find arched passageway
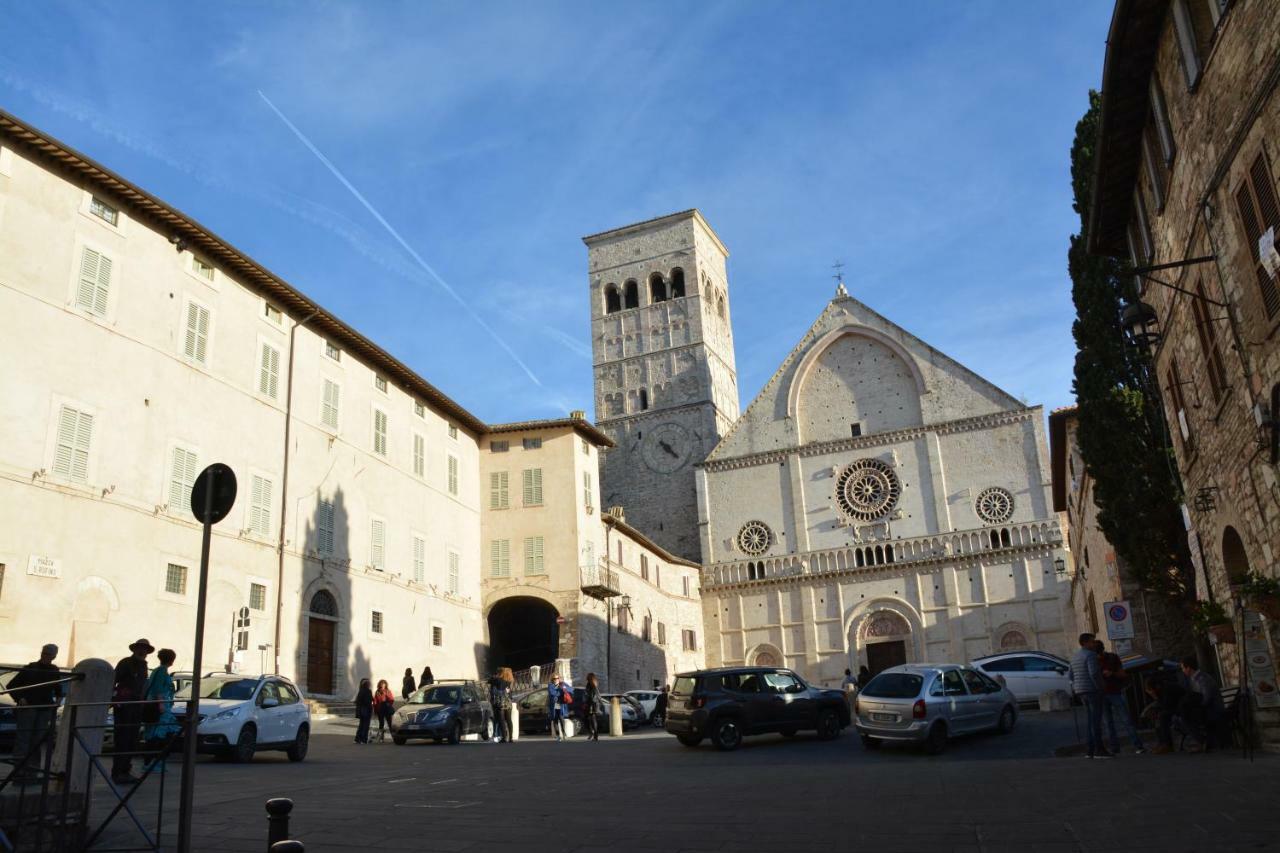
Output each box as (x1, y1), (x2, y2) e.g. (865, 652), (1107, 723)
(487, 596), (559, 671)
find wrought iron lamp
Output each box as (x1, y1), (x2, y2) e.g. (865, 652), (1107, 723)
(1121, 300), (1162, 350)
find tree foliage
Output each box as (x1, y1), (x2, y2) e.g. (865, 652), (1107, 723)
(1068, 91), (1194, 596)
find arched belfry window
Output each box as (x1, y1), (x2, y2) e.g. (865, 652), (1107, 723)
(670, 268), (686, 298)
(604, 284), (621, 314)
(639, 388), (649, 411)
(624, 280), (639, 309)
(650, 273), (667, 303)
(309, 589), (338, 617)
(717, 293), (726, 320)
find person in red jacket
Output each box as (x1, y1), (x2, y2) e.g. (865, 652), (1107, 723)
(372, 679), (396, 742)
(1096, 640), (1145, 755)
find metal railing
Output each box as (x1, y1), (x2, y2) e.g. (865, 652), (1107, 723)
(580, 561), (621, 597)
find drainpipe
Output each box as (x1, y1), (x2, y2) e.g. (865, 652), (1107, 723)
(274, 308), (321, 674)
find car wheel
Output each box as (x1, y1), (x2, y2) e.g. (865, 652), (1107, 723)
(233, 724), (256, 763)
(860, 734), (881, 750)
(392, 735), (407, 746)
(447, 720), (463, 745)
(997, 706), (1016, 735)
(676, 734), (701, 748)
(481, 718), (493, 741)
(925, 722), (948, 755)
(286, 725), (309, 762)
(816, 709), (841, 741)
(711, 717), (743, 752)
(780, 728), (798, 738)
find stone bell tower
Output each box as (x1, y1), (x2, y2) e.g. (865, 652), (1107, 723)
(584, 210), (740, 560)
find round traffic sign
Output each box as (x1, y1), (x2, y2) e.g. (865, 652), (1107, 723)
(1108, 604), (1128, 622)
(190, 463), (238, 525)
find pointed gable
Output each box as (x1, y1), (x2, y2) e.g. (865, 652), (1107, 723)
(705, 292), (1024, 462)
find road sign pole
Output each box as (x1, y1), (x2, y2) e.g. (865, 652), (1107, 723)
(177, 475), (214, 852)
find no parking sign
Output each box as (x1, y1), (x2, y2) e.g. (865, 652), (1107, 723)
(1104, 600), (1135, 640)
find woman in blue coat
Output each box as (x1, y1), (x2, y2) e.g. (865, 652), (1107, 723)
(547, 674), (572, 741)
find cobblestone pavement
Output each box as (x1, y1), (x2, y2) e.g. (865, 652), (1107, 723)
(90, 710), (1278, 853)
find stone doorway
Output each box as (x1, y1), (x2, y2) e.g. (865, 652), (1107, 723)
(306, 589), (339, 695)
(866, 640), (907, 675)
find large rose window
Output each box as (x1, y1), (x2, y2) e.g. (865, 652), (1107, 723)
(835, 458), (901, 523)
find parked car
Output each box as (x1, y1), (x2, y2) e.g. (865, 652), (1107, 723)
(626, 689), (662, 723)
(601, 694), (645, 729)
(970, 652), (1070, 704)
(172, 674), (310, 762)
(665, 666), (850, 751)
(515, 685), (605, 736)
(854, 664), (1018, 754)
(392, 680), (492, 745)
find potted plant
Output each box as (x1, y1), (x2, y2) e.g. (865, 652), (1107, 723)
(1240, 572), (1280, 620)
(1191, 600), (1235, 644)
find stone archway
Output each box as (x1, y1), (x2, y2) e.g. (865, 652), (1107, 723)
(1222, 526), (1251, 585)
(747, 642), (784, 668)
(487, 596), (560, 671)
(305, 588), (340, 696)
(847, 601), (921, 677)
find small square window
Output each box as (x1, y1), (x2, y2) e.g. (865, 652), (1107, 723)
(448, 424), (458, 440)
(374, 375), (388, 394)
(249, 583), (267, 611)
(491, 440), (509, 453)
(324, 341), (341, 362)
(192, 257), (215, 282)
(263, 302), (282, 324)
(523, 437), (542, 450)
(89, 196), (119, 226)
(414, 401), (425, 418)
(165, 563), (188, 596)
(371, 611), (384, 634)
(432, 625), (443, 647)
(850, 423), (862, 438)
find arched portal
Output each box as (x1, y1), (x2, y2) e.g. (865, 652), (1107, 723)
(488, 596), (560, 671)
(306, 588), (340, 695)
(1222, 526), (1250, 584)
(849, 607), (915, 676)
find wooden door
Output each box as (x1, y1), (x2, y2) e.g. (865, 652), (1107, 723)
(866, 640), (906, 676)
(307, 618), (335, 695)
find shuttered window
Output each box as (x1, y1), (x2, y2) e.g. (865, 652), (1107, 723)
(413, 434), (426, 477)
(683, 576), (692, 597)
(583, 471), (593, 510)
(1132, 188), (1154, 262)
(373, 409), (388, 456)
(448, 551), (460, 593)
(413, 535), (426, 583)
(1149, 76), (1176, 165)
(1142, 130), (1167, 212)
(76, 247), (112, 316)
(371, 519), (386, 570)
(1191, 280), (1228, 402)
(524, 536), (545, 575)
(490, 471), (509, 509)
(490, 539), (511, 577)
(1235, 152), (1280, 319)
(53, 405), (94, 483)
(447, 455), (459, 495)
(1166, 359), (1195, 454)
(258, 342), (281, 399)
(321, 380), (340, 429)
(249, 475), (273, 536)
(682, 629), (698, 651)
(169, 446), (199, 515)
(657, 622), (666, 645)
(522, 468), (543, 506)
(641, 554), (649, 581)
(317, 499), (335, 554)
(183, 301), (211, 364)
(642, 615), (652, 642)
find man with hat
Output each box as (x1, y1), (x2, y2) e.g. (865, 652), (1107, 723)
(112, 639), (154, 785)
(9, 643), (63, 780)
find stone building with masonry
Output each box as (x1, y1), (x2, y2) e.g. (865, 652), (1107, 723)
(691, 286), (1073, 685)
(1049, 407), (1192, 661)
(1088, 0), (1280, 694)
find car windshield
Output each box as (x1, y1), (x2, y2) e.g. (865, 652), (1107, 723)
(177, 678), (259, 700)
(672, 676), (698, 696)
(413, 686), (461, 705)
(860, 673), (924, 699)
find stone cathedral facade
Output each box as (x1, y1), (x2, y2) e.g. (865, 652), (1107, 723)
(589, 211), (1073, 683)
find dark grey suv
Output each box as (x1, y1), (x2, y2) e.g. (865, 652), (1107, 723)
(665, 666), (851, 751)
(391, 681), (492, 745)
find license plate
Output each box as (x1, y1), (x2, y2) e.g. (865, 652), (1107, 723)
(871, 712), (896, 722)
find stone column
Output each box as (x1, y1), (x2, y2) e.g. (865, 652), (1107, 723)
(53, 658), (113, 798)
(609, 696), (623, 737)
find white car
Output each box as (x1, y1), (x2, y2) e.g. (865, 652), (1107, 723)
(626, 690), (661, 722)
(970, 652), (1071, 705)
(601, 694), (645, 728)
(175, 674), (310, 762)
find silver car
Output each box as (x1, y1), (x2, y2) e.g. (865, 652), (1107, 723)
(854, 664), (1018, 754)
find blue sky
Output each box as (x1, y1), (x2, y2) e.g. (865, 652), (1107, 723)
(2, 1), (1111, 422)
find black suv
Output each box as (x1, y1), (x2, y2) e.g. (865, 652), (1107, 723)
(665, 666), (850, 751)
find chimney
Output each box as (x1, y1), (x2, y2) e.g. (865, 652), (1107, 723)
(570, 409), (586, 421)
(608, 505), (626, 522)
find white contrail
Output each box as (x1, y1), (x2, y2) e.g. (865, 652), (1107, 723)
(257, 90), (542, 387)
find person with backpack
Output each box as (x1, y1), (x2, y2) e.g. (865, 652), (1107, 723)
(1096, 640), (1144, 755)
(547, 673), (572, 741)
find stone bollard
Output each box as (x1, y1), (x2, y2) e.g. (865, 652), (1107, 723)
(270, 842), (304, 853)
(266, 798), (293, 849)
(509, 703), (520, 741)
(610, 696), (623, 737)
(53, 659), (113, 800)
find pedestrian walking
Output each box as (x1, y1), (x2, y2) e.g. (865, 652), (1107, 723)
(142, 649), (181, 770)
(653, 685), (669, 727)
(857, 665), (872, 689)
(1096, 641), (1144, 754)
(547, 673), (571, 741)
(9, 643), (62, 781)
(401, 667), (417, 701)
(111, 638), (154, 784)
(420, 666), (434, 687)
(583, 673), (602, 741)
(489, 667), (514, 743)
(373, 679), (396, 741)
(1069, 632), (1110, 758)
(841, 668), (858, 714)
(354, 678), (374, 744)
(1179, 655), (1225, 752)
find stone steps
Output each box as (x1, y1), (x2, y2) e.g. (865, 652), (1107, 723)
(306, 699), (356, 719)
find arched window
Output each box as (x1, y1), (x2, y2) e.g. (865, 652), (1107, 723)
(670, 268), (686, 298)
(1222, 526), (1251, 584)
(717, 293), (726, 320)
(309, 589), (338, 617)
(623, 280), (639, 309)
(639, 388), (649, 411)
(649, 273), (667, 303)
(1000, 528), (1011, 547)
(604, 284), (621, 314)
